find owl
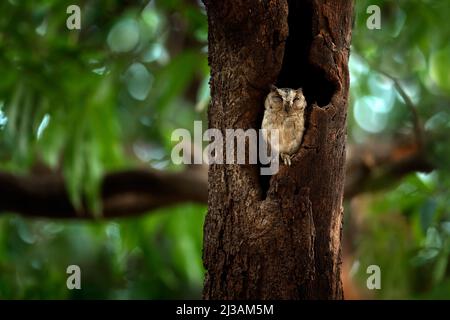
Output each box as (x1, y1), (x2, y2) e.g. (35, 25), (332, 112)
(262, 85), (306, 166)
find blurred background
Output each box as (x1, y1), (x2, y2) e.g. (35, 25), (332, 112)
(0, 0), (449, 299)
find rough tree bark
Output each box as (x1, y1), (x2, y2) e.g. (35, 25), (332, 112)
(202, 0), (354, 299)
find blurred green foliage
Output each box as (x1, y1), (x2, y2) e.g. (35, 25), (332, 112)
(0, 204), (205, 299)
(0, 0), (207, 299)
(0, 0), (450, 299)
(350, 0), (450, 299)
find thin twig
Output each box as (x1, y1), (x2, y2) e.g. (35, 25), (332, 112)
(377, 69), (423, 149)
(354, 53), (424, 149)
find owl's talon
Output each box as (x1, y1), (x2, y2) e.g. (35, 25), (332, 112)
(281, 153), (291, 166)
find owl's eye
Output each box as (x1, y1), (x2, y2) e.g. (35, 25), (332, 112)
(272, 96), (282, 103)
(294, 97), (301, 102)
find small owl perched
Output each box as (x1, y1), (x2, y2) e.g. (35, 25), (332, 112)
(262, 85), (306, 166)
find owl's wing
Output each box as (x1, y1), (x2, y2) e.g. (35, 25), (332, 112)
(262, 114), (277, 155)
(261, 115), (271, 141)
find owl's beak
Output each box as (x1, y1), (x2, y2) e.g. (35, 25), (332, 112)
(284, 104), (290, 113)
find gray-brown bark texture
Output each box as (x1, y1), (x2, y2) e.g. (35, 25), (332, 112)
(202, 0), (354, 299)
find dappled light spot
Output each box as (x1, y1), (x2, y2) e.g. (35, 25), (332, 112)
(150, 160), (170, 170)
(349, 54), (369, 87)
(0, 101), (7, 130)
(35, 19), (47, 36)
(92, 66), (107, 75)
(141, 7), (161, 37)
(353, 96), (390, 133)
(394, 79), (421, 105)
(133, 142), (165, 162)
(429, 46), (450, 92)
(14, 217), (37, 244)
(368, 75), (396, 107)
(142, 43), (168, 64)
(36, 113), (50, 140)
(107, 18), (140, 53)
(416, 171), (436, 187)
(124, 63), (153, 101)
(425, 111), (450, 131)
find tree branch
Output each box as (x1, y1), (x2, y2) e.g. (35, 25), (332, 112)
(0, 136), (434, 219)
(0, 167), (207, 219)
(377, 70), (424, 149)
(344, 138), (432, 199)
(354, 52), (424, 149)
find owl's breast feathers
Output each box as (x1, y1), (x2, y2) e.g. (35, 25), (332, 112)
(279, 115), (304, 155)
(262, 113), (304, 155)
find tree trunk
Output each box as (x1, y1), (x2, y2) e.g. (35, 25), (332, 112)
(202, 0), (353, 300)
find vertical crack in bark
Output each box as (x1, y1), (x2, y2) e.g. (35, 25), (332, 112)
(277, 0), (337, 107)
(259, 0), (341, 200)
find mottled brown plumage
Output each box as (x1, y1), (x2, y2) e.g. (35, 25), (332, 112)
(262, 86), (306, 166)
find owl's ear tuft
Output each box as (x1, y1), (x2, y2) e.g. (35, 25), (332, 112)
(296, 88), (303, 94)
(270, 84), (278, 92)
